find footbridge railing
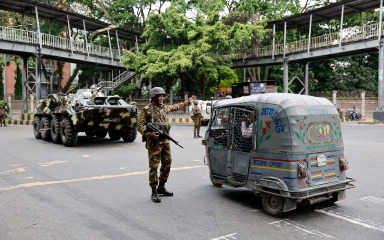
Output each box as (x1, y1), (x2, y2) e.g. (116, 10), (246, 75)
(224, 22), (384, 60)
(0, 26), (123, 61)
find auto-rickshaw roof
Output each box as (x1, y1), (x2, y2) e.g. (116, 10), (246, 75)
(214, 93), (333, 109)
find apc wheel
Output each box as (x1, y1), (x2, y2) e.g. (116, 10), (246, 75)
(41, 116), (52, 141)
(262, 194), (285, 217)
(51, 117), (62, 144)
(122, 127), (137, 142)
(60, 117), (77, 147)
(209, 172), (222, 187)
(33, 115), (42, 139)
(108, 130), (121, 141)
(96, 131), (107, 138)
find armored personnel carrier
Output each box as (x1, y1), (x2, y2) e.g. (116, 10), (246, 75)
(33, 87), (137, 146)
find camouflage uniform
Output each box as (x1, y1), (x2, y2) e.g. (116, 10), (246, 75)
(137, 101), (189, 188)
(0, 106), (6, 126)
(192, 105), (202, 137)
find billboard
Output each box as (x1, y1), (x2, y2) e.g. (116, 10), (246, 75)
(249, 82), (266, 94)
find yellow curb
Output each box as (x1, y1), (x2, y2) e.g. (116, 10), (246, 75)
(168, 118), (193, 123)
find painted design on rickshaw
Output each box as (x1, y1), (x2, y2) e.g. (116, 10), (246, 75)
(333, 119), (342, 143)
(295, 116), (307, 144)
(259, 119), (272, 143)
(310, 155), (335, 168)
(307, 107), (329, 115)
(324, 168), (336, 179)
(251, 158), (296, 172)
(260, 108), (285, 133)
(306, 122), (334, 146)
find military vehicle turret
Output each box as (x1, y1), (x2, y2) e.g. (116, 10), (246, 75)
(33, 87), (137, 146)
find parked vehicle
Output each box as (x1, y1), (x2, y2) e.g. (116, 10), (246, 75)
(202, 93), (355, 216)
(346, 109), (362, 121)
(33, 87), (137, 146)
(189, 100), (217, 126)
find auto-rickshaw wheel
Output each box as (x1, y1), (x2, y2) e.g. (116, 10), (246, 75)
(209, 172), (222, 187)
(327, 192), (339, 204)
(262, 194), (285, 217)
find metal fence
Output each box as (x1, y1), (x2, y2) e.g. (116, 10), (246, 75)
(222, 22), (384, 60)
(0, 26), (123, 61)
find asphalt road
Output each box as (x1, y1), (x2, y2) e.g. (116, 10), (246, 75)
(0, 123), (383, 240)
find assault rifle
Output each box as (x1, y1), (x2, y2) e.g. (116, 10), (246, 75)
(144, 123), (183, 148)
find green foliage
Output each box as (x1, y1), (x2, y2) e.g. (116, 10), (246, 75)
(14, 64), (22, 96)
(0, 100), (10, 114)
(112, 83), (139, 99)
(122, 4), (269, 98)
(329, 55), (378, 92)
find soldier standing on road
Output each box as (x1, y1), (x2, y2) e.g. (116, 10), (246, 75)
(0, 105), (6, 127)
(192, 100), (202, 138)
(137, 87), (195, 203)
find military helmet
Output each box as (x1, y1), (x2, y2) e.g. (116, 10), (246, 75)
(149, 87), (166, 99)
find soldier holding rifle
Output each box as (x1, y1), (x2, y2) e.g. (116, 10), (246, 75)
(137, 87), (195, 203)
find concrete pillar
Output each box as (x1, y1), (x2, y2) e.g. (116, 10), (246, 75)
(22, 56), (28, 113)
(30, 94), (34, 113)
(283, 61), (289, 93)
(361, 91), (366, 117)
(184, 92), (189, 113)
(170, 89), (173, 105)
(7, 95), (11, 109)
(3, 54), (6, 100)
(332, 90), (338, 104)
(305, 62), (309, 95)
(35, 54), (42, 100)
(374, 39), (384, 122)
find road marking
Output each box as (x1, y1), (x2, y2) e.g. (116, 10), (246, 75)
(211, 233), (237, 240)
(82, 155), (89, 158)
(38, 160), (67, 167)
(269, 219), (336, 239)
(0, 168), (26, 175)
(25, 177), (35, 179)
(0, 165), (203, 191)
(315, 206), (384, 233)
(360, 196), (384, 204)
(193, 160), (201, 162)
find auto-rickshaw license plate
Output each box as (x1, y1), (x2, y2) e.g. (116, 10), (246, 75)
(317, 154), (326, 166)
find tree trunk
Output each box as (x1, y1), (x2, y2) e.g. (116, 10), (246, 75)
(186, 72), (202, 97)
(264, 66), (270, 80)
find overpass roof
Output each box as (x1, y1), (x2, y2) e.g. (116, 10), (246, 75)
(0, 0), (143, 42)
(267, 0), (380, 31)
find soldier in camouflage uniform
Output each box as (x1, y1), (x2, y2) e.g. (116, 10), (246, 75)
(191, 100), (202, 138)
(0, 105), (6, 127)
(137, 87), (195, 203)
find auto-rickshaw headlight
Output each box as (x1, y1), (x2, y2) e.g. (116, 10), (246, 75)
(339, 157), (349, 171)
(298, 161), (307, 179)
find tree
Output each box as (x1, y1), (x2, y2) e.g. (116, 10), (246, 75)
(122, 6), (261, 99)
(14, 64), (22, 96)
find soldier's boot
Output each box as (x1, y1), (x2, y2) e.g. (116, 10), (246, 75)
(151, 187), (161, 203)
(157, 183), (173, 196)
(197, 132), (202, 138)
(194, 133), (197, 138)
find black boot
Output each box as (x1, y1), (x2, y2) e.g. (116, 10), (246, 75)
(151, 187), (161, 203)
(194, 133), (197, 138)
(157, 183), (173, 196)
(197, 133), (202, 138)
